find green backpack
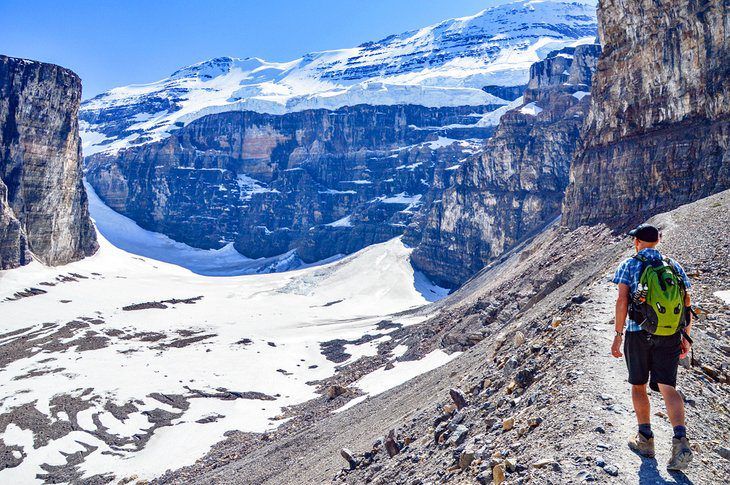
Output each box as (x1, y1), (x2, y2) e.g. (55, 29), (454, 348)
(631, 255), (687, 336)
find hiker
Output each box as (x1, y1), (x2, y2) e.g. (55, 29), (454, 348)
(610, 223), (693, 470)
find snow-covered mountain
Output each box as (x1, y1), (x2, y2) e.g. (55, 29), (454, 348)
(80, 0), (597, 156)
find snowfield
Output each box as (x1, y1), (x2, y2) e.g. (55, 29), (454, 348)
(0, 200), (449, 482)
(80, 0), (598, 155)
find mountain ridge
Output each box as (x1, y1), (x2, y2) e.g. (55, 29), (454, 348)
(79, 0), (598, 156)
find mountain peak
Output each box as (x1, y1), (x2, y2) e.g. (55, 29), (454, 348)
(80, 0), (597, 156)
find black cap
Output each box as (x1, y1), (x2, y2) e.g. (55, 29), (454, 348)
(628, 223), (659, 242)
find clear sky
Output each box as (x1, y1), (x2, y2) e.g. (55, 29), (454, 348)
(0, 0), (501, 99)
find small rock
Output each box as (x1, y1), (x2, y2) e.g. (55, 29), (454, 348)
(595, 456), (605, 467)
(448, 425), (469, 446)
(459, 447), (476, 469)
(577, 470), (597, 482)
(513, 331), (526, 346)
(434, 422), (449, 443)
(603, 465), (619, 477)
(492, 464), (506, 485)
(594, 426), (606, 434)
(716, 446), (730, 461)
(528, 416), (543, 428)
(476, 469), (492, 484)
(551, 317), (563, 328)
(340, 448), (359, 469)
(504, 356), (519, 374)
(449, 389), (469, 410)
(504, 457), (517, 472)
(443, 403), (457, 414)
(325, 385), (348, 400)
(448, 411), (465, 431)
(384, 430), (401, 458)
(533, 458), (555, 468)
(502, 417), (515, 432)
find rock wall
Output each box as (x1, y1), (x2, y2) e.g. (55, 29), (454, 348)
(408, 45), (601, 287)
(0, 55), (97, 269)
(0, 177), (30, 269)
(563, 0), (730, 228)
(86, 104), (496, 261)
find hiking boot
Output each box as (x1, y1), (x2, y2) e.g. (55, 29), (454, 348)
(628, 432), (655, 457)
(667, 437), (693, 471)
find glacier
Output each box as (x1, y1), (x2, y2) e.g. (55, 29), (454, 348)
(80, 0), (598, 156)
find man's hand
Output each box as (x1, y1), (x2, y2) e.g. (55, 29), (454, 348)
(611, 334), (623, 358)
(680, 337), (691, 359)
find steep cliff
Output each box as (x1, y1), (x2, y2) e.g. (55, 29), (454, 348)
(86, 104), (494, 261)
(408, 45), (601, 287)
(0, 55), (97, 269)
(563, 0), (730, 228)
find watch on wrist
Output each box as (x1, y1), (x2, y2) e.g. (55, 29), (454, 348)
(616, 331), (623, 337)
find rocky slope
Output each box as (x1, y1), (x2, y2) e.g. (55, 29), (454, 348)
(0, 55), (97, 269)
(154, 189), (730, 485)
(86, 104), (493, 260)
(563, 0), (730, 228)
(407, 44), (600, 287)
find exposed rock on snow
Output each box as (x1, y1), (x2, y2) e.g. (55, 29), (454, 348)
(0, 225), (447, 483)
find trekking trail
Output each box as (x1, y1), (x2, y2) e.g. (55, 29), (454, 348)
(572, 276), (699, 484)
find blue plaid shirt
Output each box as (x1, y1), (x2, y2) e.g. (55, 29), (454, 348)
(613, 248), (691, 332)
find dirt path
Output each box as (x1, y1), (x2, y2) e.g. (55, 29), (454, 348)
(575, 278), (703, 484)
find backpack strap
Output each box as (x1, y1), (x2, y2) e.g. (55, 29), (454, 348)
(629, 255), (650, 323)
(663, 257), (686, 289)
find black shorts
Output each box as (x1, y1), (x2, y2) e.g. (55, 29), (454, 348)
(624, 330), (681, 391)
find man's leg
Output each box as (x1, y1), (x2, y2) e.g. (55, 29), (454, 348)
(658, 383), (685, 429)
(632, 384), (651, 424)
(653, 336), (692, 470)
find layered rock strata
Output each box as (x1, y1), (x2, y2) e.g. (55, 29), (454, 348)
(0, 55), (97, 269)
(86, 104), (497, 261)
(563, 0), (730, 228)
(408, 45), (601, 287)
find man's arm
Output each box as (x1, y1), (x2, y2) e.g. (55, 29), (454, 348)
(612, 283), (630, 358)
(681, 290), (692, 358)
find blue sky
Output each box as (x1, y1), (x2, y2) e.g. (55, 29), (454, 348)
(0, 0), (500, 99)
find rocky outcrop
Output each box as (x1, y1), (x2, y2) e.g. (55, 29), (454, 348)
(0, 177), (30, 268)
(408, 45), (601, 287)
(563, 0), (730, 228)
(0, 55), (97, 269)
(86, 104), (496, 261)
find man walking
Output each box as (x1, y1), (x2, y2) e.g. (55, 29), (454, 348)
(610, 223), (693, 470)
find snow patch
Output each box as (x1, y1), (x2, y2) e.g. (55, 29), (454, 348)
(519, 102), (543, 116)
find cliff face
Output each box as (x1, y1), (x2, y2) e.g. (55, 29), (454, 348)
(563, 0), (730, 228)
(86, 104), (495, 261)
(0, 177), (30, 268)
(0, 55), (97, 269)
(408, 45), (601, 287)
